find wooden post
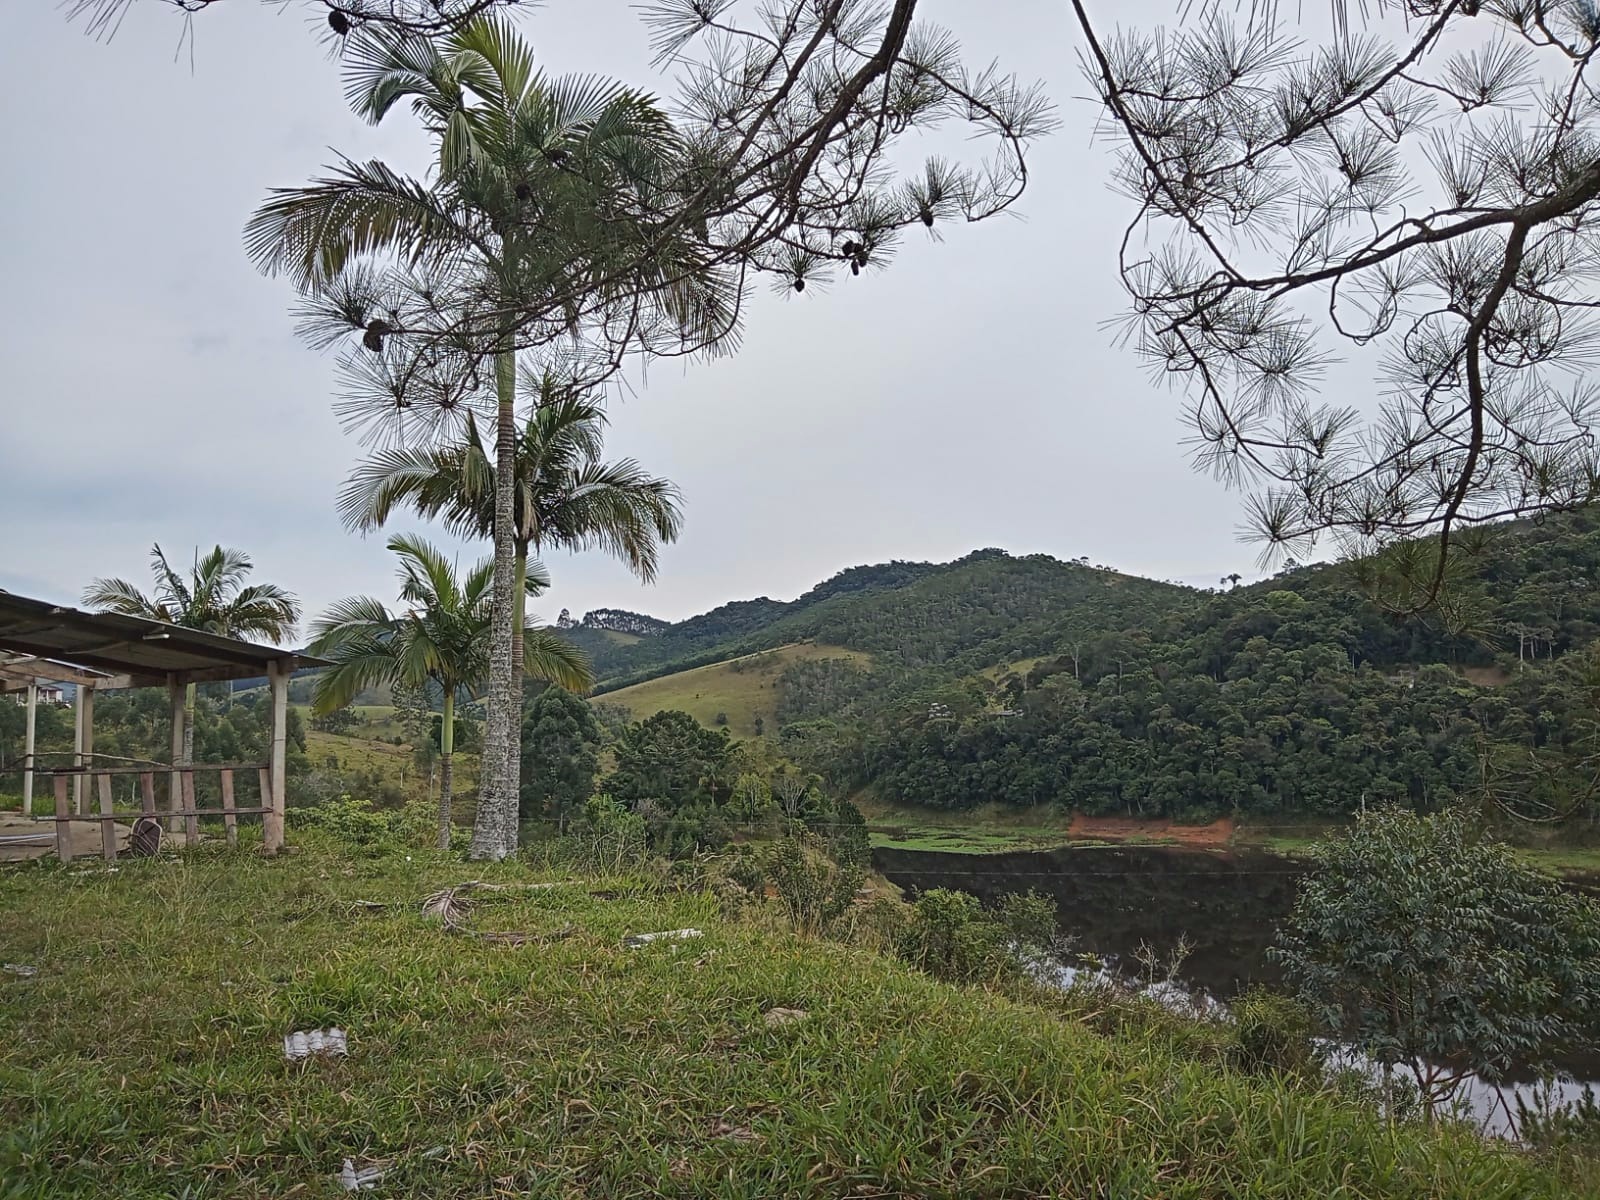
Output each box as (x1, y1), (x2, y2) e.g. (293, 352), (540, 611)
(98, 774), (116, 864)
(54, 776), (72, 863)
(21, 682), (36, 817)
(220, 769), (238, 847)
(139, 772), (156, 819)
(168, 677), (185, 836)
(182, 771), (198, 847)
(265, 661), (289, 854)
(72, 684), (88, 813)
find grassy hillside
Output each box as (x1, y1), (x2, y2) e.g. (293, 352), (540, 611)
(599, 642), (869, 737)
(2, 842), (1588, 1198)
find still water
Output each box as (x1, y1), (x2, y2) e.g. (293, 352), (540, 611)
(873, 842), (1599, 1134)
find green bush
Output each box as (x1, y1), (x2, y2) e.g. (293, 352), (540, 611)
(1518, 1086), (1600, 1156)
(896, 887), (1059, 985)
(287, 795), (398, 847)
(649, 800), (732, 860)
(761, 834), (861, 937)
(564, 795), (650, 873)
(1273, 806), (1600, 1113)
(1229, 988), (1319, 1076)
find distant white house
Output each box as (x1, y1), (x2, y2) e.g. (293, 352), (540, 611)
(8, 683), (67, 706)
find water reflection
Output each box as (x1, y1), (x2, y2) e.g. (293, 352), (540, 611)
(873, 843), (1303, 996)
(873, 842), (1599, 1136)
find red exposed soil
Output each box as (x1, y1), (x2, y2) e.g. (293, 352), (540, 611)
(1065, 813), (1234, 847)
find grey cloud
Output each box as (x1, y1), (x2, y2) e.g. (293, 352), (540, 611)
(0, 0), (1256, 631)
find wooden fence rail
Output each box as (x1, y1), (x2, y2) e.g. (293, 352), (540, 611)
(42, 763), (270, 863)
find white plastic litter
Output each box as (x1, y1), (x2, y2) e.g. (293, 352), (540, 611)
(338, 1159), (385, 1191)
(283, 1028), (349, 1060)
(2, 963), (37, 978)
(623, 928), (703, 948)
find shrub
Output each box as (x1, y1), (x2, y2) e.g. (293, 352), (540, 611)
(1228, 989), (1319, 1076)
(563, 795), (650, 873)
(288, 795), (400, 849)
(649, 800), (733, 860)
(896, 888), (1059, 985)
(1273, 806), (1600, 1113)
(1518, 1086), (1600, 1156)
(761, 834), (862, 937)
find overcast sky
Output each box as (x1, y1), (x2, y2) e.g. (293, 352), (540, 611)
(0, 0), (1268, 634)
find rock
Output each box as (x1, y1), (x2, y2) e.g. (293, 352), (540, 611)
(763, 1006), (809, 1028)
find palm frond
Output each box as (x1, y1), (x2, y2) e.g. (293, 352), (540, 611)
(245, 158), (479, 290)
(149, 544), (193, 615)
(387, 533), (461, 611)
(80, 577), (163, 620)
(520, 627), (593, 691)
(523, 557), (552, 595)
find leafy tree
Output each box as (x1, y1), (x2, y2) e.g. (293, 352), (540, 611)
(1272, 807), (1600, 1114)
(519, 685), (601, 831)
(83, 544), (300, 765)
(729, 772), (774, 824)
(604, 709), (731, 813)
(1073, 1), (1600, 604)
(311, 705), (360, 734)
(308, 534), (588, 848)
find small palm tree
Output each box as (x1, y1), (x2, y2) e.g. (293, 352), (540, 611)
(307, 534), (589, 848)
(84, 545), (301, 764)
(338, 378), (683, 675)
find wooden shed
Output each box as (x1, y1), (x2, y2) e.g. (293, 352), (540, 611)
(0, 589), (324, 861)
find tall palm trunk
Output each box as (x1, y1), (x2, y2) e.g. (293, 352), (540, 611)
(470, 340), (521, 860)
(437, 690), (455, 850)
(509, 547), (531, 848)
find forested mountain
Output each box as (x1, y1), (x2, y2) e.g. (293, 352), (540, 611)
(577, 512), (1600, 825)
(574, 549), (1195, 687)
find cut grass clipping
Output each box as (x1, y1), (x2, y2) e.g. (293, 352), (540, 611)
(0, 840), (1590, 1198)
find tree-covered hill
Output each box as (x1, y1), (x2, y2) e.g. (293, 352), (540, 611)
(576, 549), (1198, 688)
(576, 511), (1600, 827)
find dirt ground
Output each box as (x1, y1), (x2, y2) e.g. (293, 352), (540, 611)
(1065, 813), (1234, 847)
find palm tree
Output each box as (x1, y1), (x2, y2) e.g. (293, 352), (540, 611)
(246, 16), (729, 860)
(337, 379), (683, 678)
(84, 545), (301, 765)
(307, 534), (590, 849)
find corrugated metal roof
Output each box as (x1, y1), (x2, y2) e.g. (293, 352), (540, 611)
(0, 589), (325, 688)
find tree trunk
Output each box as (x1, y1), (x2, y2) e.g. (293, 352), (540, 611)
(469, 343), (521, 860)
(437, 690), (455, 850)
(509, 546), (528, 836)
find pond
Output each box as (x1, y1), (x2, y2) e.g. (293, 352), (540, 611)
(873, 842), (1600, 1135)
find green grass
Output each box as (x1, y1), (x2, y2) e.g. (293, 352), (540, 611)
(598, 643), (870, 737)
(1234, 822), (1600, 878)
(2, 842), (1589, 1198)
(859, 799), (1085, 854)
(869, 824), (1084, 853)
(304, 731), (477, 799)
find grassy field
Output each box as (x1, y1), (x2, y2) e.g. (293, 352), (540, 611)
(860, 801), (1600, 876)
(304, 730), (478, 800)
(2, 842), (1590, 1198)
(980, 655), (1051, 682)
(598, 643), (869, 737)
